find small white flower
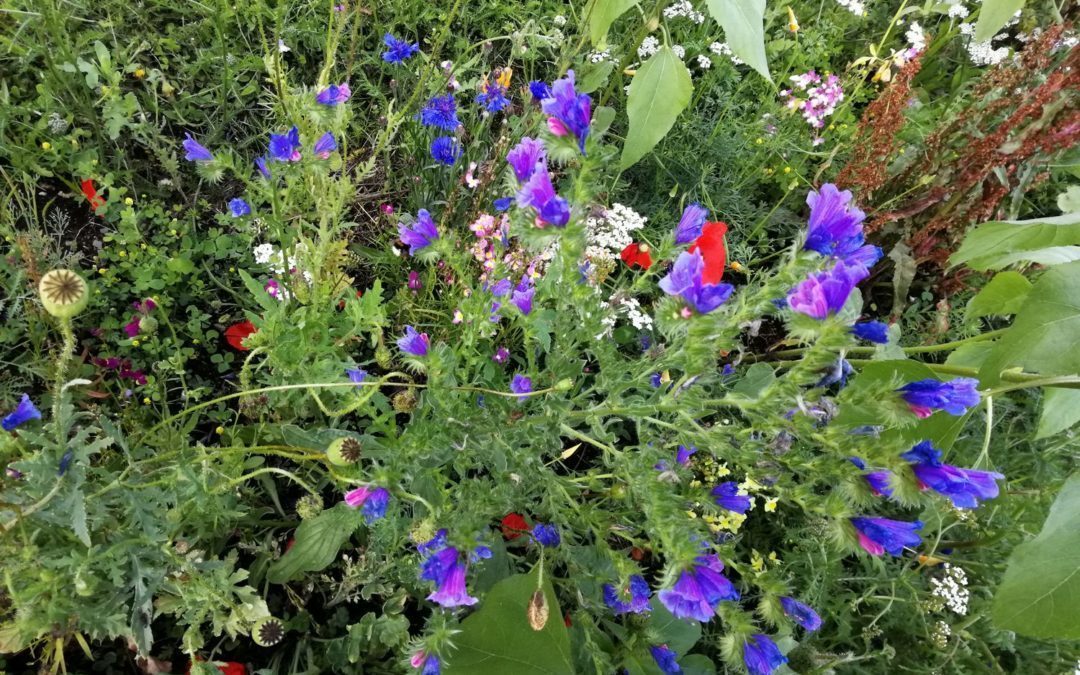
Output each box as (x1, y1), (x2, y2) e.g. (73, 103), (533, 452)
(696, 54), (712, 69)
(553, 14), (567, 26)
(672, 44), (686, 59)
(638, 36), (660, 59)
(947, 3), (969, 18)
(277, 39), (291, 53)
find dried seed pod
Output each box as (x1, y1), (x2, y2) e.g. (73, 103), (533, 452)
(526, 589), (549, 631)
(38, 269), (90, 318)
(326, 437), (362, 465)
(251, 616), (285, 646)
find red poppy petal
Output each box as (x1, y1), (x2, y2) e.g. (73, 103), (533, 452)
(225, 320), (257, 352)
(500, 513), (530, 540)
(80, 179), (105, 210)
(690, 221), (728, 284)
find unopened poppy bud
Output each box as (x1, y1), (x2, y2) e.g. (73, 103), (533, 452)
(554, 378), (574, 392)
(39, 269), (90, 319)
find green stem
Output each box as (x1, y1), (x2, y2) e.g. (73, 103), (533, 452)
(51, 317), (76, 446)
(224, 467), (319, 496)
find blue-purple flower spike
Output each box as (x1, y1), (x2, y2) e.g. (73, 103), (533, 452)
(657, 554), (739, 622)
(743, 634), (788, 675)
(182, 134), (214, 162)
(650, 645), (682, 674)
(659, 250), (735, 314)
(897, 378), (980, 417)
(851, 516), (923, 556)
(540, 70), (591, 153)
(712, 481), (751, 514)
(399, 209), (440, 255)
(603, 575), (652, 615)
(397, 325), (430, 357)
(674, 202), (708, 244)
(901, 441), (1004, 509)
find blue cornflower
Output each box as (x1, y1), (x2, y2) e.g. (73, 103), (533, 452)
(743, 634), (788, 675)
(541, 70), (591, 153)
(397, 325), (430, 357)
(711, 482), (751, 514)
(780, 596), (822, 632)
(382, 33), (419, 63)
(506, 137), (546, 183)
(269, 126), (302, 162)
(228, 198), (251, 217)
(476, 83), (511, 112)
(901, 441), (1003, 509)
(254, 156), (271, 179)
(2, 394), (40, 432)
(851, 517), (923, 556)
(515, 159), (570, 227)
(510, 374), (532, 402)
(529, 80), (552, 100)
(674, 202), (708, 244)
(897, 378), (980, 418)
(657, 554), (739, 622)
(851, 320), (889, 344)
(182, 134), (214, 162)
(603, 575), (652, 615)
(659, 249), (735, 315)
(398, 209), (439, 255)
(676, 445), (696, 467)
(313, 131), (337, 159)
(346, 368), (368, 385)
(344, 485), (391, 523)
(650, 645), (682, 674)
(316, 82), (351, 105)
(804, 183), (866, 259)
(532, 523), (560, 547)
(418, 94), (460, 131)
(787, 262), (866, 320)
(494, 196), (513, 211)
(430, 136), (462, 165)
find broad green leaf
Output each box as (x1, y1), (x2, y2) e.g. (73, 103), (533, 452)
(621, 47), (693, 170)
(1035, 388), (1080, 439)
(950, 212), (1080, 271)
(974, 0), (1025, 42)
(732, 363), (776, 399)
(444, 567), (574, 674)
(680, 655), (717, 675)
(992, 471), (1080, 639)
(647, 604), (701, 655)
(267, 504), (359, 583)
(705, 0), (771, 81)
(979, 261), (1080, 385)
(965, 271), (1032, 321)
(944, 341), (996, 370)
(578, 60), (615, 94)
(587, 0), (638, 46)
(1057, 186), (1080, 213)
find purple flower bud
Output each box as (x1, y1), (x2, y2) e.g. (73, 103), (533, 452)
(2, 394), (41, 431)
(182, 133), (214, 162)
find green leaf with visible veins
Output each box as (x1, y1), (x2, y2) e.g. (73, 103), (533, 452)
(706, 0), (771, 81)
(992, 471), (1080, 639)
(621, 47), (693, 170)
(267, 504), (359, 583)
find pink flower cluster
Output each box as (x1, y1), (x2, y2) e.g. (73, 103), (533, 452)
(780, 71), (844, 144)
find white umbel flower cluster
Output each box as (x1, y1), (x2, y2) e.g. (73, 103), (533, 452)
(638, 36), (660, 59)
(931, 564), (970, 615)
(585, 203), (647, 262)
(709, 41), (744, 65)
(947, 2), (969, 18)
(589, 49), (612, 63)
(696, 54), (713, 70)
(253, 242), (313, 283)
(672, 45), (686, 59)
(596, 296), (654, 339)
(836, 0), (865, 16)
(663, 0), (705, 23)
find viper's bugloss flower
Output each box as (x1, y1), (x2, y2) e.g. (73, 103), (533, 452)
(659, 249), (735, 315)
(344, 485), (391, 523)
(494, 196), (513, 211)
(533, 523), (560, 547)
(399, 209), (440, 255)
(688, 221), (727, 283)
(418, 533), (491, 608)
(676, 445), (697, 467)
(658, 554), (739, 621)
(780, 596), (822, 632)
(712, 481), (751, 514)
(851, 516), (923, 556)
(316, 82), (351, 105)
(852, 320), (888, 343)
(844, 243), (883, 272)
(382, 33), (419, 63)
(182, 133), (213, 162)
(510, 374), (532, 401)
(430, 136), (462, 165)
(603, 575), (652, 615)
(516, 160), (570, 227)
(804, 183), (866, 258)
(541, 70), (591, 153)
(511, 285), (534, 314)
(506, 137), (546, 183)
(418, 94), (460, 131)
(674, 203), (708, 245)
(421, 655), (440, 675)
(743, 634), (788, 675)
(397, 326), (430, 357)
(254, 156), (271, 179)
(529, 80), (552, 100)
(850, 458), (895, 497)
(476, 83), (510, 112)
(228, 198), (251, 217)
(787, 262), (865, 319)
(493, 346), (510, 364)
(269, 127), (302, 162)
(650, 645), (682, 674)
(313, 132), (337, 159)
(897, 378), (980, 417)
(816, 357), (854, 389)
(346, 368), (367, 385)
(489, 278), (513, 297)
(2, 394), (41, 432)
(650, 372), (663, 388)
(901, 441), (1004, 509)
(408, 270), (422, 292)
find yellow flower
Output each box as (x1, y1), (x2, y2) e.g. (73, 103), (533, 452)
(124, 197), (134, 206)
(134, 68), (146, 79)
(786, 7), (799, 33)
(755, 138), (764, 145)
(215, 426), (225, 435)
(730, 261), (745, 273)
(764, 497), (778, 513)
(118, 250), (126, 257)
(131, 339), (140, 347)
(740, 477), (764, 491)
(768, 551), (779, 565)
(751, 550), (765, 572)
(783, 166), (792, 174)
(143, 397), (151, 405)
(41, 142), (52, 151)
(98, 268), (107, 275)
(715, 464), (731, 478)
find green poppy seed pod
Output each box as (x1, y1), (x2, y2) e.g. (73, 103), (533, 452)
(251, 616), (285, 647)
(38, 269), (90, 319)
(326, 437), (361, 466)
(138, 315), (159, 334)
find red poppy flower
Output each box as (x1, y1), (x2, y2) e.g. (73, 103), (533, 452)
(224, 320), (257, 351)
(187, 657), (246, 675)
(688, 221), (728, 284)
(500, 513), (530, 540)
(81, 179), (105, 211)
(620, 242), (653, 270)
(563, 613), (572, 627)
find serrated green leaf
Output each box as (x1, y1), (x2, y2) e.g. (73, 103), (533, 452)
(974, 0), (1025, 42)
(621, 47), (693, 170)
(1036, 388), (1080, 439)
(443, 567), (574, 674)
(267, 504), (358, 583)
(965, 271), (1032, 321)
(992, 471), (1080, 639)
(950, 212), (1080, 271)
(587, 0), (638, 46)
(705, 0), (771, 81)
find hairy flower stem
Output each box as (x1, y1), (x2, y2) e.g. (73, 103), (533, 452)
(51, 316), (76, 445)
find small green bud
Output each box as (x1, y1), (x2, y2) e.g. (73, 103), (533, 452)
(295, 494), (324, 520)
(554, 378), (574, 392)
(138, 315), (158, 334)
(251, 616), (285, 647)
(326, 437), (361, 466)
(375, 343), (393, 369)
(38, 269), (90, 318)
